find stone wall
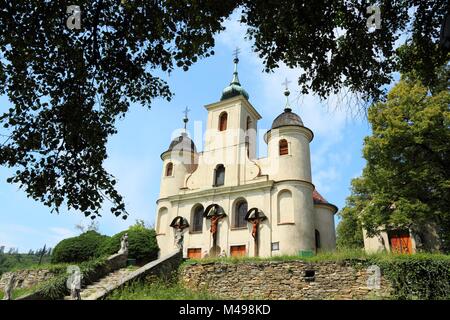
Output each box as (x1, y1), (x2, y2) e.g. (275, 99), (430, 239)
(0, 269), (56, 291)
(180, 260), (392, 300)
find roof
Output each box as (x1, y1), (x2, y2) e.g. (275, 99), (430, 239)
(313, 190), (338, 213)
(166, 133), (196, 153)
(271, 108), (304, 129)
(220, 57), (249, 101)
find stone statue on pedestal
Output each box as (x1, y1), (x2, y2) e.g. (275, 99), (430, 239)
(118, 233), (129, 254)
(2, 274), (16, 300)
(70, 269), (82, 300)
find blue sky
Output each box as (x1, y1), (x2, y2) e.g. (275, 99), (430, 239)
(0, 13), (374, 252)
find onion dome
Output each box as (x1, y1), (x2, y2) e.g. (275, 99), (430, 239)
(220, 53), (249, 101)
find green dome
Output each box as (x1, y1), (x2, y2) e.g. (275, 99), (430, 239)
(220, 57), (249, 101)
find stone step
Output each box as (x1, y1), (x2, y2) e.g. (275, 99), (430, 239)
(64, 267), (135, 300)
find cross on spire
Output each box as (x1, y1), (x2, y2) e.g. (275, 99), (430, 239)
(282, 78), (292, 111)
(183, 106), (190, 130)
(233, 47), (241, 62)
(282, 78), (291, 90)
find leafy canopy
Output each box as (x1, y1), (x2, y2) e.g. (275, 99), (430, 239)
(0, 1), (448, 218)
(339, 74), (450, 252)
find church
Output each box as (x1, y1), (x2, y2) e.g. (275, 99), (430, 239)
(155, 55), (338, 259)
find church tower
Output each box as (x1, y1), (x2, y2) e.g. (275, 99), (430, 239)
(263, 82), (316, 254)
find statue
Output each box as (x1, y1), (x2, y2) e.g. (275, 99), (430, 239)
(118, 233), (129, 254)
(170, 216), (189, 250)
(2, 274), (16, 300)
(204, 204), (226, 257)
(174, 228), (184, 249)
(70, 269), (82, 300)
(245, 208), (267, 257)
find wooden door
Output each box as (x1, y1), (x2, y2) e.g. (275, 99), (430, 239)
(187, 248), (202, 259)
(389, 231), (412, 254)
(230, 245), (246, 257)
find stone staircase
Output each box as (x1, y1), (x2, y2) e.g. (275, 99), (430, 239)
(64, 268), (135, 300)
(63, 250), (182, 300)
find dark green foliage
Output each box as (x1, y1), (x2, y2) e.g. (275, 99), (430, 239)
(51, 231), (109, 263)
(340, 74), (450, 252)
(374, 254), (450, 300)
(100, 224), (159, 264)
(336, 207), (364, 250)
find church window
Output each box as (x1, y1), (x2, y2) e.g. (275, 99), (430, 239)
(214, 164), (225, 186)
(234, 200), (248, 228)
(246, 116), (252, 131)
(279, 139), (289, 155)
(191, 205), (204, 233)
(165, 162), (173, 176)
(219, 112), (228, 131)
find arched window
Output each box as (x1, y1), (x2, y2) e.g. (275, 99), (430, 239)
(234, 200), (248, 228)
(246, 116), (252, 131)
(219, 112), (228, 131)
(214, 164), (225, 186)
(165, 162), (173, 176)
(277, 190), (294, 223)
(315, 229), (321, 250)
(191, 205), (204, 233)
(157, 207), (168, 234)
(279, 139), (288, 155)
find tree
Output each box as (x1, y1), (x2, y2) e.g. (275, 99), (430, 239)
(336, 178), (366, 249)
(0, 1), (448, 219)
(342, 75), (450, 252)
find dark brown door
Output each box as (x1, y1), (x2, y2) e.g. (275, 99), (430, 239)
(230, 245), (246, 257)
(389, 231), (412, 254)
(187, 248), (202, 259)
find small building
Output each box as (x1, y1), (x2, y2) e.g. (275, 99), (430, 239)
(155, 56), (338, 258)
(363, 225), (441, 254)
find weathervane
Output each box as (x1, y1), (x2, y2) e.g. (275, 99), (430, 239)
(183, 106), (190, 130)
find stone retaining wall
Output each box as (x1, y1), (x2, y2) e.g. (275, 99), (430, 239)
(180, 260), (392, 300)
(0, 269), (55, 291)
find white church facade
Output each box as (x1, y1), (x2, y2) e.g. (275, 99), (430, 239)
(155, 56), (337, 259)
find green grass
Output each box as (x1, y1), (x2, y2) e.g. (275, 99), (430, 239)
(107, 279), (219, 300)
(182, 248), (450, 266)
(0, 286), (39, 300)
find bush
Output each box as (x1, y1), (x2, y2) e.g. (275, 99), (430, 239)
(100, 224), (159, 264)
(51, 231), (109, 264)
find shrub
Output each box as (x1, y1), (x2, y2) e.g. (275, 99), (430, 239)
(100, 224), (159, 264)
(51, 231), (109, 263)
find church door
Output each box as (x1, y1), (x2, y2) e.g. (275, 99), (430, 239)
(187, 248), (202, 259)
(230, 245), (246, 257)
(389, 231), (412, 254)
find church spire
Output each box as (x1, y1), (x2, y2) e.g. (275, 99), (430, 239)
(282, 78), (292, 112)
(182, 106), (190, 132)
(230, 47), (241, 85)
(220, 47), (249, 101)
